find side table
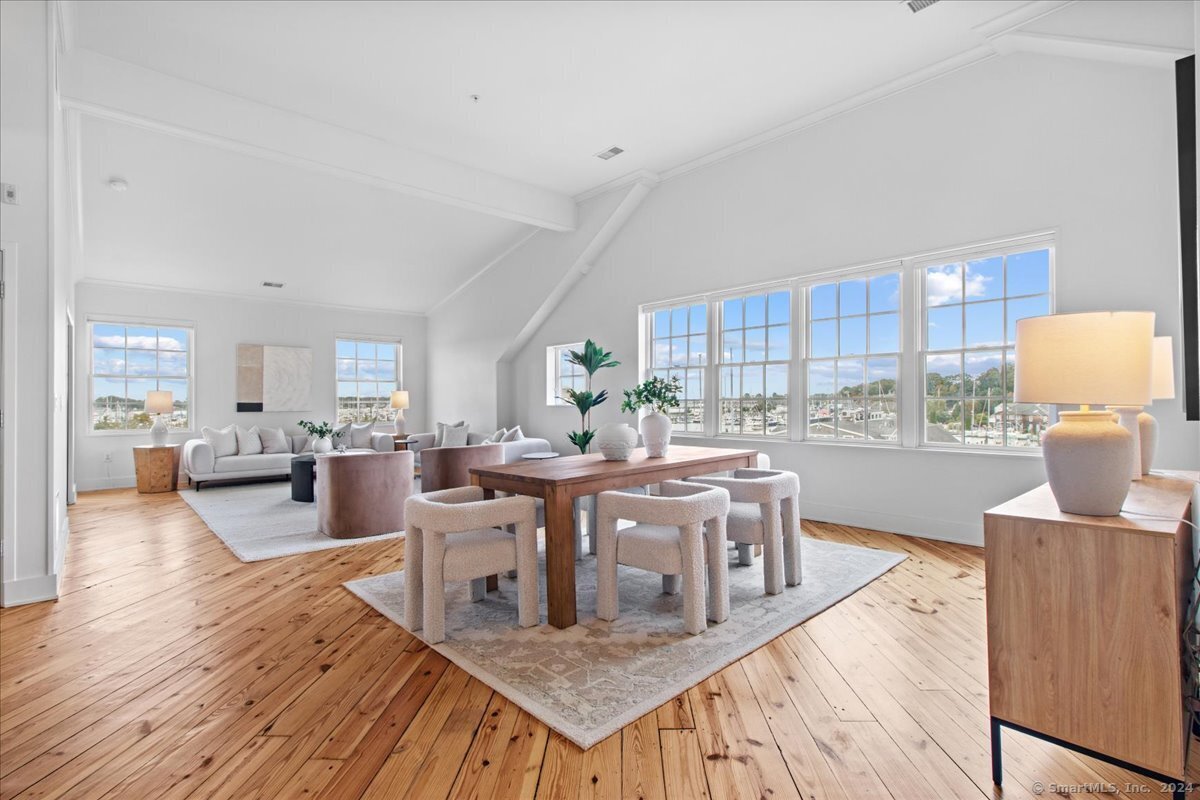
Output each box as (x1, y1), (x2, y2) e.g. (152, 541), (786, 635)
(133, 444), (181, 494)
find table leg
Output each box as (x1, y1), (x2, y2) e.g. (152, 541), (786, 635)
(475, 479), (500, 591)
(544, 486), (577, 628)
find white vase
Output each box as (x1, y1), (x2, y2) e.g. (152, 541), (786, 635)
(639, 411), (672, 457)
(595, 422), (637, 461)
(1138, 410), (1158, 475)
(313, 436), (333, 454)
(1042, 410), (1135, 516)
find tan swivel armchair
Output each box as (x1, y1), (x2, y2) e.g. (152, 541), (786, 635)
(316, 450), (414, 538)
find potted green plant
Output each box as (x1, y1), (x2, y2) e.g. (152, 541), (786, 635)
(298, 420), (342, 454)
(559, 340), (620, 454)
(621, 375), (681, 457)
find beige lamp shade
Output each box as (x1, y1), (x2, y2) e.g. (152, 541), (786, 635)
(390, 390), (410, 410)
(1013, 311), (1154, 406)
(145, 390), (174, 415)
(1151, 336), (1175, 400)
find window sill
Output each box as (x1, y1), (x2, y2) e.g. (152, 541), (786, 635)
(668, 432), (1043, 457)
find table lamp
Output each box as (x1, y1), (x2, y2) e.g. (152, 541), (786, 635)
(1135, 336), (1175, 475)
(390, 390), (410, 437)
(1014, 311), (1154, 516)
(146, 390), (174, 447)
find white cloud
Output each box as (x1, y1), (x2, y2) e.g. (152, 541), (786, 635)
(925, 267), (961, 306)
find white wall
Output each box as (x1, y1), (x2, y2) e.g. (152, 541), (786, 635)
(488, 52), (1198, 545)
(0, 0), (71, 606)
(73, 282), (428, 491)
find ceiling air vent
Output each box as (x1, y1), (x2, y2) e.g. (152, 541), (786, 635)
(902, 0), (939, 12)
(261, 281), (285, 288)
(595, 146), (624, 161)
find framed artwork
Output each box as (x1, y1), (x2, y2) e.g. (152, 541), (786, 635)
(236, 344), (312, 412)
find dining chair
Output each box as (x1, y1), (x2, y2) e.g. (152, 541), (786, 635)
(594, 481), (730, 635)
(686, 468), (801, 595)
(403, 486), (539, 643)
(573, 487), (648, 560)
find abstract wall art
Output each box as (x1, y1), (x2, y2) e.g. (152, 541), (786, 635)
(236, 344), (313, 412)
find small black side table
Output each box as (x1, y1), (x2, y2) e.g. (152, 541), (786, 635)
(291, 454), (316, 502)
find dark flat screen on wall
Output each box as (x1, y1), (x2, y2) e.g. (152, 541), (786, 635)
(1177, 56), (1197, 421)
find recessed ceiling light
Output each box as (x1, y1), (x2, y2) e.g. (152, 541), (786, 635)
(595, 146), (624, 161)
(108, 178), (129, 192)
(469, 94), (480, 103)
(261, 281), (285, 288)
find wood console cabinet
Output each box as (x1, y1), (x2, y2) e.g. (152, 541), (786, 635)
(985, 473), (1197, 796)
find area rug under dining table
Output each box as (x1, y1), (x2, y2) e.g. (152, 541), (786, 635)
(345, 537), (904, 750)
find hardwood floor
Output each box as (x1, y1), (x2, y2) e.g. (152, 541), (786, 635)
(1, 487), (1195, 799)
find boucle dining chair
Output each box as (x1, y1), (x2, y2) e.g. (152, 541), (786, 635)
(573, 487), (647, 560)
(403, 486), (539, 644)
(595, 481), (730, 635)
(687, 468), (801, 595)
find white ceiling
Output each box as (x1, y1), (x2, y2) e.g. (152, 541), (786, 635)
(74, 0), (1040, 197)
(79, 115), (530, 312)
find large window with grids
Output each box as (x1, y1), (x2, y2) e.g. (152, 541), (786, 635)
(546, 343), (586, 405)
(336, 338), (401, 424)
(807, 271), (901, 441)
(922, 246), (1052, 447)
(649, 303), (707, 432)
(90, 321), (192, 432)
(718, 290), (790, 437)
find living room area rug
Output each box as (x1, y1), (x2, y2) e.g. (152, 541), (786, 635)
(345, 537), (904, 750)
(179, 482), (404, 562)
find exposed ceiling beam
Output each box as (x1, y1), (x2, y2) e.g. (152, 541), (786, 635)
(59, 49), (577, 232)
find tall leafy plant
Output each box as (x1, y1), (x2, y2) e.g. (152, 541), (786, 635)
(558, 340), (620, 454)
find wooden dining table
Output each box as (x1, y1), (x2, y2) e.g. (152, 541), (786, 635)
(469, 445), (758, 629)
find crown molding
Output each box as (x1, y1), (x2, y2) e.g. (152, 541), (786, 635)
(989, 30), (1192, 69)
(75, 278), (428, 318)
(971, 0), (1076, 39)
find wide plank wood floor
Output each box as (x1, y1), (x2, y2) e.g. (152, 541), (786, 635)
(1, 487), (1195, 799)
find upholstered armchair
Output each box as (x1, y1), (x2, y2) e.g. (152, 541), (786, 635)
(403, 486), (539, 643)
(687, 468), (801, 595)
(316, 450), (414, 538)
(418, 443), (505, 492)
(595, 481), (730, 635)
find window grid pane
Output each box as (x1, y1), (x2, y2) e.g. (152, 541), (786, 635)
(719, 291), (788, 437)
(90, 323), (192, 431)
(922, 247), (1051, 449)
(337, 338), (402, 423)
(648, 303), (708, 430)
(807, 272), (901, 442)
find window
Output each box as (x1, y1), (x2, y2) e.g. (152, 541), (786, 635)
(336, 338), (401, 424)
(718, 290), (789, 437)
(90, 321), (192, 432)
(647, 302), (708, 432)
(807, 271), (901, 441)
(547, 343), (586, 405)
(922, 246), (1052, 447)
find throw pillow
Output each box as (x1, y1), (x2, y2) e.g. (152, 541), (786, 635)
(332, 423), (351, 448)
(500, 425), (525, 442)
(442, 424), (471, 447)
(350, 422), (375, 449)
(434, 420), (466, 448)
(201, 424), (238, 458)
(483, 427), (508, 444)
(236, 426), (263, 455)
(255, 426), (290, 454)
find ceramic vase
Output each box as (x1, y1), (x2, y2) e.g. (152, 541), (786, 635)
(639, 411), (672, 457)
(595, 422), (637, 461)
(1042, 410), (1135, 516)
(313, 436), (333, 454)
(1138, 410), (1158, 475)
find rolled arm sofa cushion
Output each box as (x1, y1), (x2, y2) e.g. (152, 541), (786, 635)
(370, 432), (396, 453)
(183, 438), (215, 476)
(499, 437), (552, 463)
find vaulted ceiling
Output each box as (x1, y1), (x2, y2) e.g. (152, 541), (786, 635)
(63, 0), (1193, 312)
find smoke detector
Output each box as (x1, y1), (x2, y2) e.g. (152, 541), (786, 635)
(261, 281), (285, 288)
(901, 0), (940, 12)
(594, 146), (624, 161)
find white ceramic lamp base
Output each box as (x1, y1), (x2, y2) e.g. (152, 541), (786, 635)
(1042, 410), (1135, 516)
(1108, 406), (1143, 481)
(149, 415), (169, 447)
(394, 409), (406, 437)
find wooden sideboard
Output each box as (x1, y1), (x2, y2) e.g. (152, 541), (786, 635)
(985, 473), (1197, 797)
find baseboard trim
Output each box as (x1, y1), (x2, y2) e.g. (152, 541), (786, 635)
(1, 572), (60, 607)
(799, 501), (983, 547)
(77, 475), (137, 491)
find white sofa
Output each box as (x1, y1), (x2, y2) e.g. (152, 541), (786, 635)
(183, 432), (395, 489)
(407, 430), (552, 467)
